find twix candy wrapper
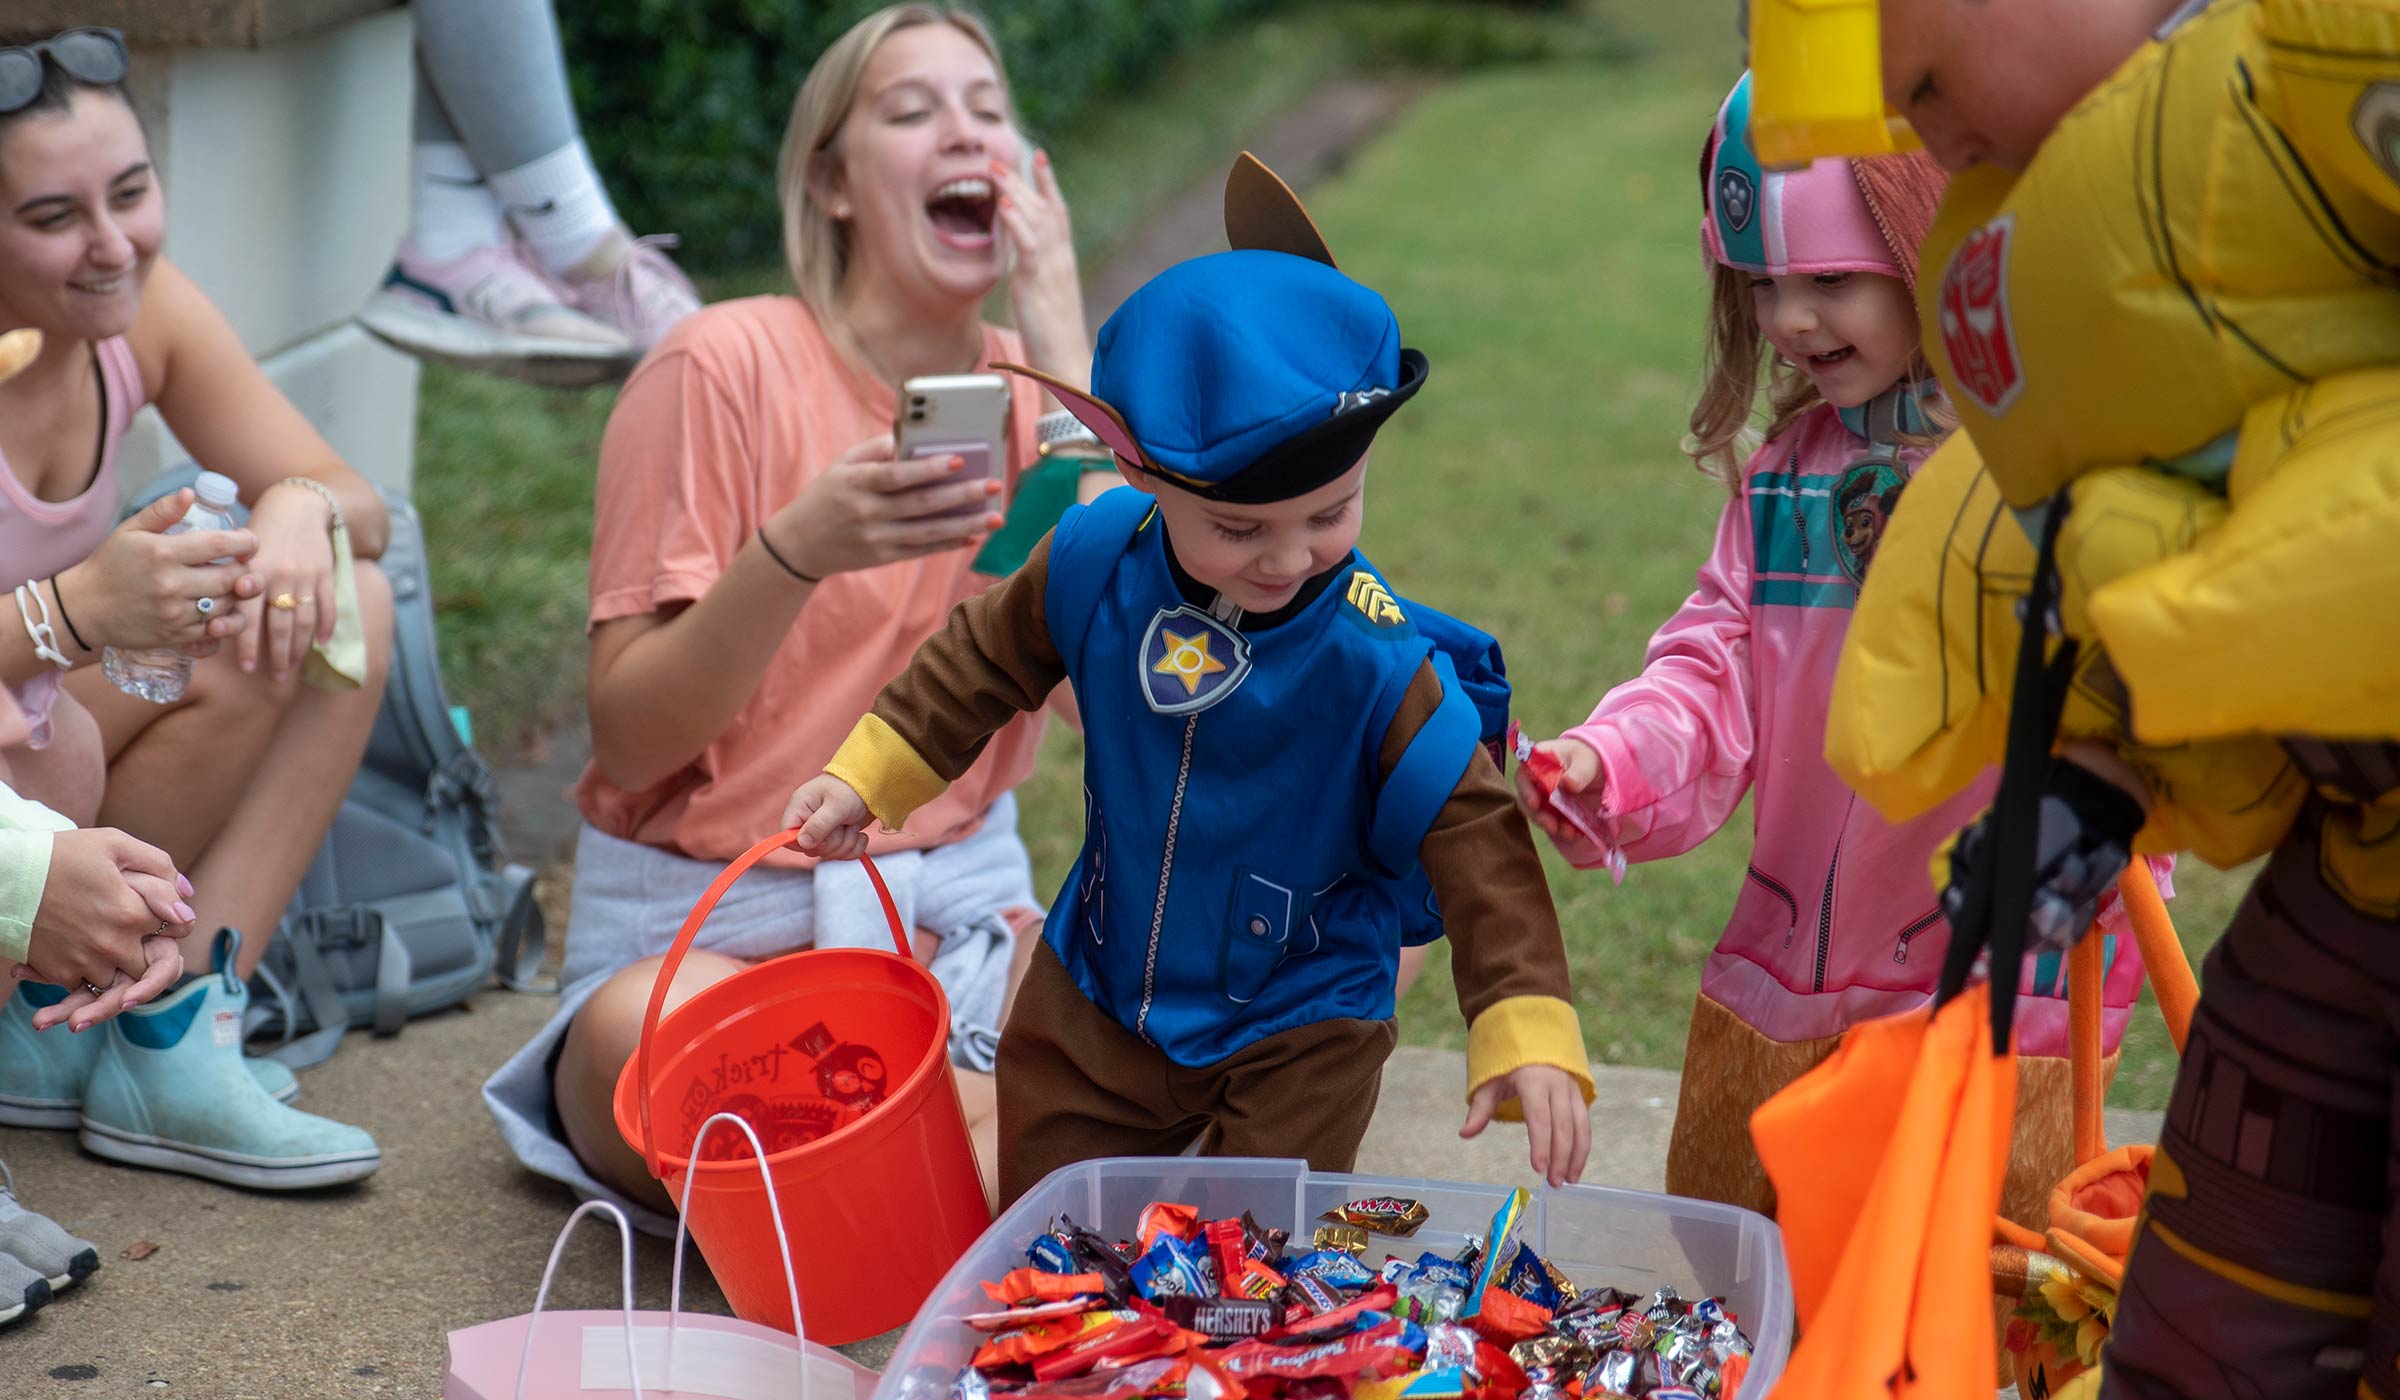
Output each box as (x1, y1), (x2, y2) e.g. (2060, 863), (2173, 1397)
(1319, 1196), (1431, 1238)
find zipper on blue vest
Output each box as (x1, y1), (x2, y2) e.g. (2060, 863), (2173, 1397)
(1136, 714), (1199, 1044)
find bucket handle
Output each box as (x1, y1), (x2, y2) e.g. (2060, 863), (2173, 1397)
(632, 830), (910, 1181)
(2067, 859), (2194, 1167)
(666, 1112), (810, 1392)
(514, 1199), (646, 1400)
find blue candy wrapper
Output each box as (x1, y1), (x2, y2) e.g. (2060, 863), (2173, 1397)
(1462, 1188), (1528, 1316)
(1028, 1233), (1078, 1275)
(1289, 1250), (1377, 1290)
(1131, 1234), (1213, 1301)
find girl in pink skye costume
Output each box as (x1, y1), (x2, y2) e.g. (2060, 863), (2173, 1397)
(1520, 74), (2166, 1229)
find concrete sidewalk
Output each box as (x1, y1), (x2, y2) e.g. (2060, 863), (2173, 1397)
(0, 979), (2165, 1396)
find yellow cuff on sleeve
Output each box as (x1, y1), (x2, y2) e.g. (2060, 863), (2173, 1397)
(822, 714), (950, 832)
(1464, 995), (1596, 1121)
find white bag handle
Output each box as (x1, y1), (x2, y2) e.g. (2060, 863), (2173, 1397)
(515, 1199), (646, 1400)
(668, 1111), (809, 1399)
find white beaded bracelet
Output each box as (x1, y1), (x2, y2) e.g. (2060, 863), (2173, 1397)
(13, 581), (71, 671)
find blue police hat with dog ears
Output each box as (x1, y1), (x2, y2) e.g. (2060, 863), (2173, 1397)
(1002, 153), (1428, 504)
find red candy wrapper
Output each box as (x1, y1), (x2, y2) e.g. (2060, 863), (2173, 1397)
(1507, 723), (1623, 883)
(1229, 1257), (1288, 1302)
(1014, 1356), (1189, 1400)
(974, 1309), (1139, 1369)
(988, 1270), (1109, 1306)
(1033, 1313), (1183, 1382)
(1206, 1219), (1248, 1295)
(1137, 1203), (1201, 1253)
(1219, 1319), (1419, 1382)
(1266, 1283), (1399, 1342)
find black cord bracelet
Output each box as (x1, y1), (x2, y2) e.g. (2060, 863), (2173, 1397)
(47, 575), (90, 653)
(756, 529), (821, 585)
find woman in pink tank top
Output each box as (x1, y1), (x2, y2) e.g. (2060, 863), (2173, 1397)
(0, 29), (394, 1121)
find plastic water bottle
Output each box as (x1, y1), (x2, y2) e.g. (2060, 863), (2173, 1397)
(103, 471), (243, 704)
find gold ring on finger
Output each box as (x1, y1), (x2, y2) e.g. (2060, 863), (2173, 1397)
(271, 592), (299, 612)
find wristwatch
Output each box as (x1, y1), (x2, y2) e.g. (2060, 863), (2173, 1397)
(1036, 409), (1108, 460)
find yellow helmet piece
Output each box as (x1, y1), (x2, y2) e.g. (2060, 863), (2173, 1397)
(1746, 0), (1922, 165)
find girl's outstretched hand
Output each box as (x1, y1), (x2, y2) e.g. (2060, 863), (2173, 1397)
(1513, 736), (1601, 842)
(1461, 1063), (1591, 1189)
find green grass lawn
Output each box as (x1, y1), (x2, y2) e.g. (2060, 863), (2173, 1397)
(417, 0), (2244, 1105)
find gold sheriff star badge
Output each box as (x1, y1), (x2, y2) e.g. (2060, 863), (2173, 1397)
(1152, 627), (1228, 696)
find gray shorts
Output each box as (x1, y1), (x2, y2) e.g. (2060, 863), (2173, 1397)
(481, 795), (1039, 1234)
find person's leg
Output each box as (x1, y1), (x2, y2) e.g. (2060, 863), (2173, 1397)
(411, 0), (697, 342)
(996, 941), (1208, 1207)
(2101, 799), (2399, 1400)
(66, 564), (394, 975)
(1205, 1014), (1398, 1172)
(553, 949), (750, 1216)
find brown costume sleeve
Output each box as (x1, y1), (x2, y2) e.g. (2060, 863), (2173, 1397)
(1377, 661), (1591, 1108)
(822, 537), (1067, 828)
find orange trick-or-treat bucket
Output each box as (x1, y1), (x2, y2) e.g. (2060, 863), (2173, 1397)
(613, 830), (992, 1344)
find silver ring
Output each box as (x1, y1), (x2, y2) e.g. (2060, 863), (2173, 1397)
(80, 981), (103, 997)
(195, 596), (216, 617)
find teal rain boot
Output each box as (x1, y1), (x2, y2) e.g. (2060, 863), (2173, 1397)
(0, 980), (298, 1129)
(0, 984), (98, 1128)
(79, 934), (379, 1190)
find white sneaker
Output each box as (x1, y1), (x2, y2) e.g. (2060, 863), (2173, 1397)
(358, 238), (635, 388)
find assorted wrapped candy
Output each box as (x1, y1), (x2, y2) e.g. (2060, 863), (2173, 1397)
(949, 1191), (1754, 1400)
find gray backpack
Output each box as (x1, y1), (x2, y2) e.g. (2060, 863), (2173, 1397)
(245, 494), (549, 1067)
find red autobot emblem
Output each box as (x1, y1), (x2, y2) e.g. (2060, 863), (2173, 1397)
(1938, 214), (2025, 415)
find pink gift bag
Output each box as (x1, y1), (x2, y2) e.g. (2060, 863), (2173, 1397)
(447, 1113), (885, 1400)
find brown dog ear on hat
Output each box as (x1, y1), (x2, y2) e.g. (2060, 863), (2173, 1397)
(0, 329), (39, 386)
(1224, 152), (1336, 268)
(992, 361), (1148, 469)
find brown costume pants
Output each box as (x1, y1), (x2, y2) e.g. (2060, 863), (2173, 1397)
(995, 941), (1398, 1208)
(2103, 761), (2400, 1400)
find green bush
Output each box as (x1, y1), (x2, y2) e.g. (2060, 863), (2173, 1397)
(559, 0), (1294, 271)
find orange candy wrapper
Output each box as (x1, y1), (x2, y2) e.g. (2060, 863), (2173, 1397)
(973, 1309), (1140, 1369)
(986, 1269), (1108, 1306)
(1467, 1287), (1553, 1345)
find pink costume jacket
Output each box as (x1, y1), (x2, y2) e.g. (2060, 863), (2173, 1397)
(1551, 401), (2166, 1058)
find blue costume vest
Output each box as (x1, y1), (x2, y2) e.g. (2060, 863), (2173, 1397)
(1039, 489), (1490, 1066)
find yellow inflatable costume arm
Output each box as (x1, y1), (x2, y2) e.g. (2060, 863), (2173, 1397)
(1825, 437), (2306, 870)
(2091, 370), (2400, 746)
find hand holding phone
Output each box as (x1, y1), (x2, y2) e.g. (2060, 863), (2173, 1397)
(898, 374), (1011, 517)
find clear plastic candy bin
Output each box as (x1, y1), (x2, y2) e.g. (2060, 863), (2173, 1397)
(871, 1158), (1792, 1400)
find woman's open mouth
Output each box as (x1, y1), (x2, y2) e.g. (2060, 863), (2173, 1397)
(926, 177), (998, 250)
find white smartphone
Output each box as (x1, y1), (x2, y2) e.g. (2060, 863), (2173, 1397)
(896, 373), (1012, 516)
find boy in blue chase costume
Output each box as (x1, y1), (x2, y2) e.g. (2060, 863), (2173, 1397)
(784, 155), (1594, 1205)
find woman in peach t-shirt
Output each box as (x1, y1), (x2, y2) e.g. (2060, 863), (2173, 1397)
(483, 5), (1104, 1222)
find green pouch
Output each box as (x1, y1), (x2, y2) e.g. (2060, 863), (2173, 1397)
(973, 455), (1095, 576)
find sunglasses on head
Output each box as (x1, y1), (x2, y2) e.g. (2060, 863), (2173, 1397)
(0, 29), (129, 117)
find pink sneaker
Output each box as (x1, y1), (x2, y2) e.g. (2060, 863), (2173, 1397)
(358, 239), (635, 388)
(563, 233), (702, 351)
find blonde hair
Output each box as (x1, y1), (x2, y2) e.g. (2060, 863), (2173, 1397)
(1682, 266), (1954, 494)
(776, 5), (1015, 316)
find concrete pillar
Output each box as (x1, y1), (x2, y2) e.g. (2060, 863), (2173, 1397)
(17, 2), (420, 496)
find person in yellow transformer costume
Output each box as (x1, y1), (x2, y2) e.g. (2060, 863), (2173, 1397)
(1749, 0), (2400, 1394)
